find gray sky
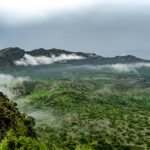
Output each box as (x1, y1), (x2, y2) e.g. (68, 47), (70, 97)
(0, 0), (150, 59)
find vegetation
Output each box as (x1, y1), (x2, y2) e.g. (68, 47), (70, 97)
(10, 68), (150, 150)
(0, 92), (47, 150)
(1, 61), (150, 149)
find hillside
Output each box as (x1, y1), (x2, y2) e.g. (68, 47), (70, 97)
(13, 76), (150, 150)
(0, 92), (47, 149)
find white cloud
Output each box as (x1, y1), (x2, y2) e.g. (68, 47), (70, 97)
(73, 63), (150, 73)
(14, 54), (85, 66)
(111, 63), (150, 72)
(0, 74), (30, 99)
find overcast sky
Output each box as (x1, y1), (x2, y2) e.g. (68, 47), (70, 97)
(0, 0), (150, 59)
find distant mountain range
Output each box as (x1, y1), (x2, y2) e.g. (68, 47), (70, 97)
(0, 47), (149, 69)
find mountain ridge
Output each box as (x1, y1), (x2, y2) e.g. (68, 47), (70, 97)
(0, 47), (149, 68)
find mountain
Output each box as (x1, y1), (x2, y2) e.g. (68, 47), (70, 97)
(0, 47), (149, 69)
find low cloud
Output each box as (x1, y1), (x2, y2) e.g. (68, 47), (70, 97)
(15, 54), (85, 66)
(72, 63), (150, 73)
(111, 63), (150, 72)
(0, 74), (30, 99)
(83, 63), (150, 72)
(28, 110), (61, 128)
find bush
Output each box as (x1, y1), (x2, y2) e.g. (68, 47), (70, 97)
(0, 132), (48, 150)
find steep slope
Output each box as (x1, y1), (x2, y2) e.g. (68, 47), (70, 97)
(0, 92), (47, 150)
(0, 92), (34, 137)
